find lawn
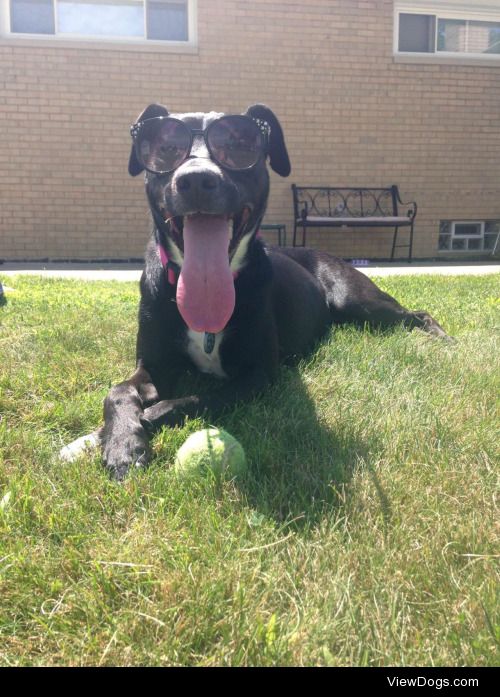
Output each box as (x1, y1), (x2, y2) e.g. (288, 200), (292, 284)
(0, 273), (498, 666)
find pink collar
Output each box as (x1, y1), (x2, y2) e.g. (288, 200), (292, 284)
(157, 242), (178, 285)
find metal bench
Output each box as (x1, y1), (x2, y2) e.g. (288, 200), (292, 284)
(292, 184), (417, 261)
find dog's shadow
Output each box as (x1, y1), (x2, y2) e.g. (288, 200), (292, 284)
(168, 363), (382, 529)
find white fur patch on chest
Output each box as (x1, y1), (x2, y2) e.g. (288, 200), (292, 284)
(185, 329), (228, 378)
(230, 230), (254, 275)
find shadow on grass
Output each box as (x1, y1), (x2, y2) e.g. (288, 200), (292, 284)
(178, 364), (382, 530)
(60, 329), (396, 530)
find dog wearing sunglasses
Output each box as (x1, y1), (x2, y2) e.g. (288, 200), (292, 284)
(60, 103), (449, 479)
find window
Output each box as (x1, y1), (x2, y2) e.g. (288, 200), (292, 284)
(6, 0), (191, 43)
(438, 221), (500, 253)
(10, 0), (54, 34)
(147, 0), (187, 41)
(399, 13), (436, 53)
(438, 18), (500, 54)
(396, 5), (500, 59)
(57, 2), (144, 38)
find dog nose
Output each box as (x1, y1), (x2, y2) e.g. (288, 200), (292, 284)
(171, 158), (234, 214)
(176, 169), (220, 193)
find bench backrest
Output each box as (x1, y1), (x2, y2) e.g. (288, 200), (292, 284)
(292, 185), (400, 219)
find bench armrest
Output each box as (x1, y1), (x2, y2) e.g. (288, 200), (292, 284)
(395, 190), (417, 221)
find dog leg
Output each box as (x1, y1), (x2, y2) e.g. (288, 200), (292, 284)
(102, 365), (159, 480)
(401, 310), (453, 340)
(317, 261), (453, 340)
(356, 296), (453, 341)
(342, 298), (453, 341)
(347, 293), (453, 340)
(278, 251), (452, 341)
(59, 370), (160, 470)
(141, 366), (272, 433)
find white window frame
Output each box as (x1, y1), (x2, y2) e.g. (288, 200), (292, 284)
(438, 220), (500, 253)
(394, 2), (500, 64)
(0, 0), (197, 51)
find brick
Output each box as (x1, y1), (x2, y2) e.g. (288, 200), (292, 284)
(0, 0), (499, 259)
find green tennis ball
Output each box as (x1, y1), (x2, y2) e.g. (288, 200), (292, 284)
(174, 428), (247, 479)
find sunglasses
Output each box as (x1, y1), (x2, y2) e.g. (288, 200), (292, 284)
(130, 115), (268, 174)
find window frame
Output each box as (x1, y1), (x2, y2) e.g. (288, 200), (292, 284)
(438, 220), (500, 253)
(0, 0), (197, 50)
(394, 2), (500, 63)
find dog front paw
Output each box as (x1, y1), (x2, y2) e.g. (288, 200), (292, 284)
(141, 399), (180, 431)
(102, 428), (151, 481)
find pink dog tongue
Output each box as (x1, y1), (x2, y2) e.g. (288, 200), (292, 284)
(177, 215), (235, 333)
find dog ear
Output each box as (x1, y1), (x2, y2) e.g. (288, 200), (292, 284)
(244, 104), (291, 177)
(128, 103), (169, 176)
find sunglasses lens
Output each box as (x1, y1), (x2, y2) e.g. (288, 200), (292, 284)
(207, 117), (262, 170)
(136, 118), (190, 173)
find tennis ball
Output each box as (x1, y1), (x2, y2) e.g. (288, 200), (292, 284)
(174, 428), (246, 479)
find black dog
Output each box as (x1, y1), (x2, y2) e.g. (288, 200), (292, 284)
(62, 104), (449, 478)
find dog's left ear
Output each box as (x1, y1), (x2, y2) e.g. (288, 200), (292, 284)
(245, 104), (291, 177)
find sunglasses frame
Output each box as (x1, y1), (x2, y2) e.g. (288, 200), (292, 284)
(130, 114), (270, 175)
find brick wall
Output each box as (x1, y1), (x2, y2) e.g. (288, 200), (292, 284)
(1, 0), (499, 260)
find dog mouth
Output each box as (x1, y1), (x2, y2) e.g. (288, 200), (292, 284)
(161, 207), (253, 334)
(163, 206), (252, 257)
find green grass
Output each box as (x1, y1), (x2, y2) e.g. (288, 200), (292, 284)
(0, 273), (499, 666)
